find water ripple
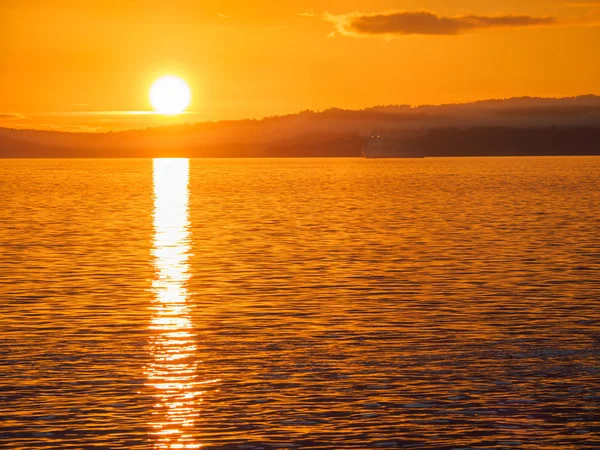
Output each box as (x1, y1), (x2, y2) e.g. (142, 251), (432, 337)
(0, 157), (599, 449)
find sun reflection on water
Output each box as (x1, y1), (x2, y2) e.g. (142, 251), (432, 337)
(147, 158), (204, 449)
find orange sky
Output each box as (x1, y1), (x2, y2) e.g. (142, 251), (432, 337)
(1, 0), (599, 131)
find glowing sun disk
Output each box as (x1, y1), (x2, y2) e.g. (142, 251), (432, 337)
(150, 76), (191, 115)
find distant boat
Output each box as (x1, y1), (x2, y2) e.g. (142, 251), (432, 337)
(362, 131), (425, 158)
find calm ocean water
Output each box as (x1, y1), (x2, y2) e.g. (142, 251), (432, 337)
(0, 157), (599, 449)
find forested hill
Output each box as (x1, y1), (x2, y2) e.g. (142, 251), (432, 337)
(1, 96), (600, 157)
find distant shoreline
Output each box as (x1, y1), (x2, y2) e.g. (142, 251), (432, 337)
(2, 155), (600, 160)
(1, 126), (599, 158)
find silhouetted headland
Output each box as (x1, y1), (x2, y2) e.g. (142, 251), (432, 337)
(1, 96), (599, 157)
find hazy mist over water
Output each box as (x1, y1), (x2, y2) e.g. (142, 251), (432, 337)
(0, 157), (599, 449)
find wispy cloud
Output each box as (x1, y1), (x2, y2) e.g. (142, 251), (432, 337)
(299, 10), (318, 17)
(325, 11), (558, 38)
(0, 113), (25, 120)
(44, 111), (197, 116)
(217, 13), (230, 19)
(0, 111), (207, 132)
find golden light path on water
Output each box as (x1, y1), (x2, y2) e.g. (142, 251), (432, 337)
(147, 159), (215, 449)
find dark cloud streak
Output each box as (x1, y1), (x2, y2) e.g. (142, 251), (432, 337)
(327, 11), (558, 37)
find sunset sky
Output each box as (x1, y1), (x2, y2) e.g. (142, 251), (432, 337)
(1, 0), (599, 131)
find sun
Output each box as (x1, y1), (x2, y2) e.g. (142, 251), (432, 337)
(149, 76), (191, 115)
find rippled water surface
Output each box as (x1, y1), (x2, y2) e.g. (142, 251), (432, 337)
(1, 157), (599, 449)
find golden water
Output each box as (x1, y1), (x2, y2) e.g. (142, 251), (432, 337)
(0, 157), (598, 449)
